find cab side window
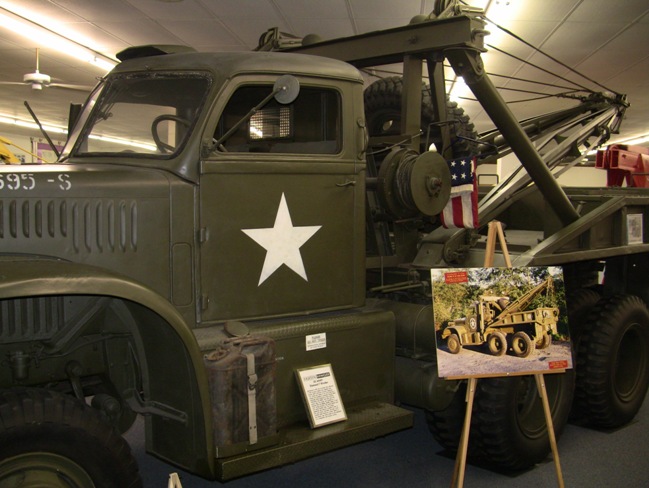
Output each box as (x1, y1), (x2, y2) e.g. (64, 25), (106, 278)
(215, 85), (341, 154)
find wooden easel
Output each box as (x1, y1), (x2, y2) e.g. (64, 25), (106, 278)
(168, 473), (183, 488)
(449, 221), (565, 488)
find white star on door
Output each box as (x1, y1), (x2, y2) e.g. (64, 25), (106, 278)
(242, 193), (322, 286)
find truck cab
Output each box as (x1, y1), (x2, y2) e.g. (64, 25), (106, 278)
(0, 47), (414, 483)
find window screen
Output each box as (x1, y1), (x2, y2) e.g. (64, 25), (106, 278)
(215, 85), (341, 154)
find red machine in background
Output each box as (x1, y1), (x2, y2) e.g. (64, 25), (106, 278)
(596, 144), (649, 187)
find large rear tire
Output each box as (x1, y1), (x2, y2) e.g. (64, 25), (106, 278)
(426, 372), (574, 471)
(425, 382), (467, 453)
(566, 287), (602, 344)
(487, 331), (507, 356)
(575, 294), (649, 427)
(566, 287), (602, 421)
(0, 388), (142, 488)
(511, 331), (535, 358)
(471, 372), (574, 470)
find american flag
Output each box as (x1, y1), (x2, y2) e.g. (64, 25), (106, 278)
(440, 157), (478, 229)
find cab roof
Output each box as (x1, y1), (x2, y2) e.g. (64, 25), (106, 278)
(111, 47), (364, 84)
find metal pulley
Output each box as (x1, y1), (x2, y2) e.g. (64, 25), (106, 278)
(375, 147), (451, 218)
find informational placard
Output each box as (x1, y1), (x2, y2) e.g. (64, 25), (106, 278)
(627, 214), (643, 245)
(296, 364), (347, 428)
(305, 332), (327, 351)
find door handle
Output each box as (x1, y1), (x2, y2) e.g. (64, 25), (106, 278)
(336, 179), (356, 187)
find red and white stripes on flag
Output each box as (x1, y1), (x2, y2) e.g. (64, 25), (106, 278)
(440, 157), (478, 229)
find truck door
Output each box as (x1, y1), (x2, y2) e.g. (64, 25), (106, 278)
(199, 77), (365, 322)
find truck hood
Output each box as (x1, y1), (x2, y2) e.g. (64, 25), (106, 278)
(0, 163), (171, 199)
(0, 163), (179, 298)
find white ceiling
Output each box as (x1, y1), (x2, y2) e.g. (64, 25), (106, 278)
(0, 0), (648, 148)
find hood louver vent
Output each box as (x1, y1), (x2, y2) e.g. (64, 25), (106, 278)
(0, 198), (139, 254)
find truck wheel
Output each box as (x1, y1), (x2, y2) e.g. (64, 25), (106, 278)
(425, 381), (468, 452)
(566, 287), (602, 421)
(447, 334), (462, 354)
(0, 388), (142, 488)
(511, 331), (534, 358)
(575, 294), (649, 428)
(364, 76), (478, 157)
(536, 333), (552, 349)
(566, 287), (602, 344)
(471, 372), (574, 470)
(487, 331), (507, 356)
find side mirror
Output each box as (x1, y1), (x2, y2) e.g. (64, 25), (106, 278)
(273, 75), (300, 104)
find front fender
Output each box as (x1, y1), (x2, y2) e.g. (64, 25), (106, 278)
(441, 325), (464, 342)
(0, 256), (215, 478)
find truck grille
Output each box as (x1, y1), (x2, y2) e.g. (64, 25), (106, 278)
(0, 297), (64, 342)
(0, 198), (138, 253)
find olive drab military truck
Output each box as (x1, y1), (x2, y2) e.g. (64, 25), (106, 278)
(441, 276), (559, 357)
(2, 1), (649, 486)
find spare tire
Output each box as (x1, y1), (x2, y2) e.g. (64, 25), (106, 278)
(364, 76), (478, 157)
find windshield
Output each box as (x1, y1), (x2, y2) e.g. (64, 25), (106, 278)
(68, 72), (211, 157)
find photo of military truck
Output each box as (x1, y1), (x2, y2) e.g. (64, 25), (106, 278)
(432, 267), (572, 378)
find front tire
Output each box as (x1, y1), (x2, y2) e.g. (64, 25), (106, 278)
(447, 334), (462, 354)
(0, 388), (142, 488)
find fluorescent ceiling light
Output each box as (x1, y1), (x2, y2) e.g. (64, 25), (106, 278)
(0, 7), (116, 71)
(619, 134), (649, 146)
(0, 114), (68, 135)
(0, 114), (156, 152)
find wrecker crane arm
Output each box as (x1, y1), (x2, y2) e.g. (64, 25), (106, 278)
(497, 276), (554, 317)
(279, 13), (627, 254)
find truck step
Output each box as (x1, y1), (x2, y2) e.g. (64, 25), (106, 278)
(215, 402), (413, 481)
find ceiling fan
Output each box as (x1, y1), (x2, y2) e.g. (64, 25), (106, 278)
(0, 48), (94, 92)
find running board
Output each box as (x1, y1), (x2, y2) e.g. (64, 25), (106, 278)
(216, 402), (413, 481)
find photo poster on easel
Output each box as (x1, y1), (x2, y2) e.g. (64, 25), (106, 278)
(431, 266), (573, 379)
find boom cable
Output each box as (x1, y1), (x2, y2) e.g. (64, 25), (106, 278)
(482, 14), (621, 95)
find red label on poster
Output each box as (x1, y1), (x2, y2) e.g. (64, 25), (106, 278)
(444, 271), (468, 284)
(549, 360), (569, 370)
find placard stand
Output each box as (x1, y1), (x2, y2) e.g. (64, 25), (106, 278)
(449, 221), (565, 488)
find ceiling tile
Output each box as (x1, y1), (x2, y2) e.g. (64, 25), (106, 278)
(350, 0), (426, 20)
(287, 18), (355, 40)
(0, 0), (87, 22)
(94, 19), (184, 47)
(123, 0), (212, 21)
(157, 20), (241, 46)
(200, 0), (279, 20)
(566, 0), (649, 23)
(273, 0), (351, 20)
